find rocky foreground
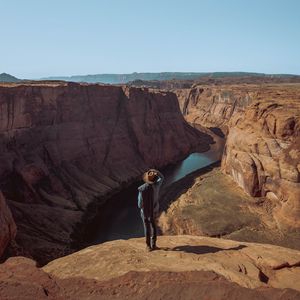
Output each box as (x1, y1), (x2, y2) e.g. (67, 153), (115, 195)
(1, 236), (300, 299)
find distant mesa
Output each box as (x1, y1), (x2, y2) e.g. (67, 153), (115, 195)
(0, 73), (21, 82)
(41, 72), (300, 84)
(2, 72), (300, 84)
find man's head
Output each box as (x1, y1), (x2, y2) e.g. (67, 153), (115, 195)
(143, 169), (159, 184)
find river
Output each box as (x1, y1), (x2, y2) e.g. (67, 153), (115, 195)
(86, 137), (224, 245)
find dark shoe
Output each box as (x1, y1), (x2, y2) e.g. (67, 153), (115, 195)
(151, 245), (159, 251)
(151, 238), (157, 250)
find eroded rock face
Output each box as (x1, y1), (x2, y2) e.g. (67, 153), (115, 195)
(175, 85), (254, 134)
(0, 191), (16, 257)
(222, 100), (300, 228)
(0, 82), (211, 263)
(175, 84), (300, 135)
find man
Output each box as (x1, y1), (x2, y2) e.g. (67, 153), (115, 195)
(138, 169), (164, 251)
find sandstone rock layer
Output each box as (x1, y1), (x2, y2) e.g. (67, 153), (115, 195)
(3, 236), (299, 299)
(176, 83), (300, 133)
(1, 257), (299, 300)
(222, 99), (300, 228)
(175, 83), (300, 229)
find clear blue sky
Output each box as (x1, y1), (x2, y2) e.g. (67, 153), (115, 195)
(1, 0), (299, 78)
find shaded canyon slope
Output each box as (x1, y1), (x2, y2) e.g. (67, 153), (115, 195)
(0, 191), (16, 257)
(2, 236), (300, 300)
(0, 82), (212, 264)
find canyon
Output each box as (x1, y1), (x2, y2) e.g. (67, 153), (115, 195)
(0, 79), (300, 299)
(0, 82), (212, 264)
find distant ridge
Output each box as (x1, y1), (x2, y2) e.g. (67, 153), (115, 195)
(42, 72), (300, 84)
(0, 73), (21, 82)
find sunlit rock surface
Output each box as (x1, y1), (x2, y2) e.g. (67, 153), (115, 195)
(2, 236), (299, 300)
(222, 99), (300, 228)
(42, 235), (300, 290)
(42, 236), (300, 299)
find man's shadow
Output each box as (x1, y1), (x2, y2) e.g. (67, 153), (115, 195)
(158, 244), (246, 254)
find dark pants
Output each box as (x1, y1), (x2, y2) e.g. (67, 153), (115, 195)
(141, 210), (157, 248)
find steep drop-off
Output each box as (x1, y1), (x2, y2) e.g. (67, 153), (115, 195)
(0, 82), (212, 264)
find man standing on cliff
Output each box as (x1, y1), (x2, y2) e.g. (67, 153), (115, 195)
(138, 169), (164, 251)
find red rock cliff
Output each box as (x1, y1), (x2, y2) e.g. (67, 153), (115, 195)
(0, 82), (211, 263)
(222, 99), (300, 228)
(175, 85), (253, 134)
(175, 84), (300, 134)
(175, 83), (300, 229)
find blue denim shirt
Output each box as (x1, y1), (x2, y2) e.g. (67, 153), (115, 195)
(138, 175), (164, 218)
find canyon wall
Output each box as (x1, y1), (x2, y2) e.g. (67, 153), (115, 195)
(175, 85), (254, 134)
(175, 83), (300, 228)
(0, 82), (212, 263)
(175, 84), (300, 133)
(222, 100), (300, 228)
